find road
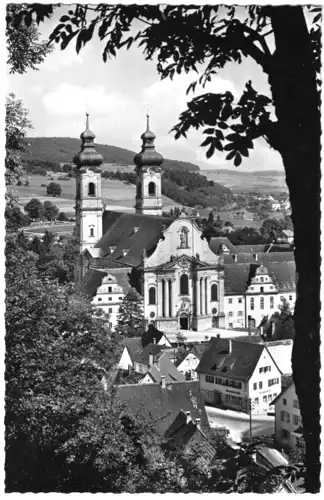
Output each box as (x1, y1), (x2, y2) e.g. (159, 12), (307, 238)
(206, 405), (275, 445)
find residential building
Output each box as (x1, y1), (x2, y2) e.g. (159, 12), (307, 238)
(270, 379), (305, 453)
(280, 229), (294, 244)
(196, 337), (281, 414)
(138, 352), (185, 384)
(176, 343), (208, 380)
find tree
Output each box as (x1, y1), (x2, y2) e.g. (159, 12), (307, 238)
(43, 201), (59, 221)
(115, 289), (145, 338)
(5, 93), (33, 204)
(6, 4), (53, 74)
(208, 211), (214, 223)
(11, 3), (321, 490)
(24, 198), (44, 220)
(228, 227), (264, 245)
(5, 205), (30, 231)
(58, 212), (69, 221)
(47, 182), (62, 197)
(272, 298), (295, 341)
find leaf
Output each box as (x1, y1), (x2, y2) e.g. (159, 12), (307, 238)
(206, 143), (215, 159)
(60, 15), (70, 23)
(200, 136), (213, 147)
(203, 128), (215, 135)
(226, 151), (236, 160)
(234, 153), (242, 166)
(218, 122), (228, 130)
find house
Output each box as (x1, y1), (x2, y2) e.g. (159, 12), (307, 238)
(116, 379), (210, 438)
(270, 379), (305, 453)
(196, 338), (281, 414)
(165, 409), (217, 465)
(138, 352), (185, 384)
(117, 338), (165, 373)
(176, 343), (208, 380)
(141, 323), (172, 348)
(266, 340), (293, 376)
(280, 229), (294, 244)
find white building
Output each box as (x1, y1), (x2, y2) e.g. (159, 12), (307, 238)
(196, 337), (282, 414)
(270, 379), (305, 453)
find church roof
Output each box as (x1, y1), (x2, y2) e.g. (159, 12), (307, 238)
(80, 267), (131, 297)
(209, 237), (238, 255)
(133, 114), (164, 168)
(224, 260), (296, 294)
(96, 211), (173, 267)
(223, 252), (295, 264)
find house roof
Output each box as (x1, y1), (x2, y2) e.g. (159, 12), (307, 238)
(95, 211), (173, 267)
(80, 267), (131, 297)
(235, 244), (268, 253)
(223, 251), (295, 265)
(196, 337), (265, 381)
(116, 380), (209, 437)
(266, 343), (292, 375)
(144, 353), (185, 383)
(141, 324), (171, 348)
(255, 446), (289, 468)
(191, 343), (208, 359)
(224, 260), (296, 294)
(282, 229), (294, 237)
(209, 237), (238, 255)
(123, 337), (143, 361)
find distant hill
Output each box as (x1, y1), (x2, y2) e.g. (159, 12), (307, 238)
(23, 137), (233, 209)
(25, 137), (200, 172)
(202, 168), (288, 193)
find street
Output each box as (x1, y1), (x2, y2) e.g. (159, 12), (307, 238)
(206, 405), (275, 445)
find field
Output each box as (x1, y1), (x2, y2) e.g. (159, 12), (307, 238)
(202, 169), (288, 193)
(16, 174), (178, 215)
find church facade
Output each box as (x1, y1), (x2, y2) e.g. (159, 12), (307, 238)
(74, 114), (226, 332)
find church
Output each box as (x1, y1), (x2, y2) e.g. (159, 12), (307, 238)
(74, 113), (226, 332)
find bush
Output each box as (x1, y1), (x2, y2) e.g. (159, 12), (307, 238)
(57, 212), (69, 222)
(41, 184), (47, 188)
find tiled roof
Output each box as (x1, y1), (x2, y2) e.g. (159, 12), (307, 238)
(224, 260), (296, 294)
(209, 237), (238, 255)
(144, 353), (185, 383)
(223, 251), (294, 264)
(255, 446), (289, 469)
(133, 343), (165, 364)
(123, 337), (143, 361)
(293, 426), (304, 436)
(191, 343), (209, 359)
(196, 337), (265, 381)
(80, 267), (131, 297)
(95, 211), (173, 267)
(116, 380), (209, 437)
(235, 244), (268, 253)
(141, 324), (170, 348)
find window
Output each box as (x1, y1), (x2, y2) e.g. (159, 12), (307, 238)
(180, 274), (189, 295)
(229, 298), (233, 304)
(289, 295), (293, 301)
(253, 382), (257, 390)
(268, 378), (279, 387)
(238, 311), (243, 316)
(260, 287), (264, 293)
(282, 429), (290, 440)
(108, 286), (112, 293)
(211, 284), (218, 301)
(229, 323), (233, 328)
(283, 398), (287, 406)
(260, 297), (264, 310)
(119, 296), (122, 300)
(250, 298), (254, 310)
(260, 277), (264, 283)
(228, 311), (233, 317)
(238, 298), (242, 304)
(88, 182), (95, 196)
(293, 399), (300, 409)
(98, 298), (102, 302)
(179, 227), (189, 248)
(206, 375), (214, 383)
(293, 415), (300, 426)
(259, 381), (263, 389)
(148, 181), (156, 196)
(90, 227), (94, 237)
(268, 394), (273, 402)
(254, 397), (259, 405)
(108, 297), (112, 301)
(108, 307), (112, 313)
(148, 287), (156, 305)
(263, 395), (267, 403)
(280, 410), (290, 423)
(270, 296), (274, 309)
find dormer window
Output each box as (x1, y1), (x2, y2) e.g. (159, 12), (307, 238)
(122, 249), (129, 256)
(109, 246), (117, 254)
(134, 226), (139, 234)
(179, 227), (189, 248)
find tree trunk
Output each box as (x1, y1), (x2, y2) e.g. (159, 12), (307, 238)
(269, 7), (321, 492)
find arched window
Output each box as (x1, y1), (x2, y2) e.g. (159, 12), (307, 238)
(211, 283), (218, 301)
(260, 297), (264, 310)
(148, 181), (156, 196)
(179, 227), (189, 248)
(88, 182), (95, 196)
(148, 287), (156, 305)
(250, 297), (254, 310)
(180, 274), (189, 295)
(89, 227), (94, 237)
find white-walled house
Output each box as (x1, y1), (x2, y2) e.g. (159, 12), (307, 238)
(196, 337), (281, 414)
(270, 379), (304, 453)
(176, 344), (208, 380)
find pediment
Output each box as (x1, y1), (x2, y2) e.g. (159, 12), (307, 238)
(158, 254), (212, 271)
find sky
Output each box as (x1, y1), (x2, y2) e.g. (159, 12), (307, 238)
(6, 3), (286, 172)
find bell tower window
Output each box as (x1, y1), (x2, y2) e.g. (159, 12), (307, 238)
(179, 227), (189, 248)
(148, 181), (156, 196)
(88, 182), (95, 196)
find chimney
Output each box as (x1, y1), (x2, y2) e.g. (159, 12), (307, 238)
(186, 411), (191, 424)
(153, 337), (156, 344)
(254, 253), (258, 261)
(161, 375), (166, 388)
(122, 248), (129, 256)
(228, 339), (232, 354)
(196, 418), (201, 431)
(233, 254), (238, 262)
(149, 353), (154, 367)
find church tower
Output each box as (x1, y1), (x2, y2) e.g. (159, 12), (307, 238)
(73, 114), (104, 281)
(134, 113), (163, 216)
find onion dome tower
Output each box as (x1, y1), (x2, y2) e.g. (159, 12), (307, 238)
(134, 113), (163, 216)
(74, 114), (103, 282)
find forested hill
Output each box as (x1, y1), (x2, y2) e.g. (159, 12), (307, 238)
(24, 137), (233, 209)
(25, 137), (200, 172)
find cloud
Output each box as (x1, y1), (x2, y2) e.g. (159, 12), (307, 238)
(41, 42), (95, 73)
(43, 83), (129, 116)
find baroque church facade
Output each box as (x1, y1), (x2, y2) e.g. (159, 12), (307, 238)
(74, 114), (226, 332)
